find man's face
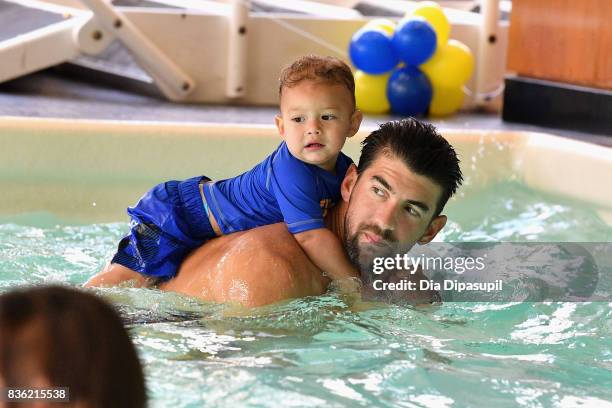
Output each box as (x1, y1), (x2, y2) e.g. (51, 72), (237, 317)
(341, 154), (447, 277)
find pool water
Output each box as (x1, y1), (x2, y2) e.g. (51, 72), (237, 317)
(1, 181), (611, 407)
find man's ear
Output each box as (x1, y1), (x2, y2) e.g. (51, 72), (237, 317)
(348, 110), (363, 137)
(418, 215), (447, 244)
(274, 114), (284, 138)
(341, 164), (358, 202)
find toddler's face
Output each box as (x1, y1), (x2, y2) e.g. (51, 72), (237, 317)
(276, 80), (361, 172)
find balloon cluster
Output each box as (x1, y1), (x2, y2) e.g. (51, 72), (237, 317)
(349, 1), (474, 117)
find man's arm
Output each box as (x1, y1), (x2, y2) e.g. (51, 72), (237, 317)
(84, 263), (152, 288)
(294, 228), (361, 292)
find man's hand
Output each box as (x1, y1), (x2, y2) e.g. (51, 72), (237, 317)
(361, 268), (441, 305)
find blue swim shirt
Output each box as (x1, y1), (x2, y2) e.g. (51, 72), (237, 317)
(202, 141), (354, 235)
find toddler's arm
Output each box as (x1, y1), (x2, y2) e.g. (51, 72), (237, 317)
(294, 228), (361, 293)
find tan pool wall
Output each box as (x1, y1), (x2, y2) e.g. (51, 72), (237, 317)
(1, 117), (611, 224)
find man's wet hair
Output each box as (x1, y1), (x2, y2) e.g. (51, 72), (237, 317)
(357, 118), (463, 217)
(0, 285), (146, 408)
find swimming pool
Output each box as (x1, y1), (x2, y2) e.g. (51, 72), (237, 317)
(1, 118), (611, 407)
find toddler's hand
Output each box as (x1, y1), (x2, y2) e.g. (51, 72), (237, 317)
(329, 276), (362, 295)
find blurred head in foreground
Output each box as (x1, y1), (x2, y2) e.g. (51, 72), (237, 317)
(0, 285), (146, 408)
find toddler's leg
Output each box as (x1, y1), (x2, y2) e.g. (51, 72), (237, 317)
(106, 176), (214, 282)
(84, 262), (152, 288)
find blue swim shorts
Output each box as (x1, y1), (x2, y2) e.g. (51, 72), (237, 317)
(111, 175), (217, 281)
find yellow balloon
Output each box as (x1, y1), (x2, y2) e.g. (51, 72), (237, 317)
(364, 18), (396, 36)
(429, 85), (464, 116)
(420, 39), (474, 88)
(409, 1), (450, 46)
(354, 70), (390, 114)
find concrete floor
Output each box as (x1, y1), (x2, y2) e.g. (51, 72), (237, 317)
(0, 0), (608, 146)
(1, 70), (611, 148)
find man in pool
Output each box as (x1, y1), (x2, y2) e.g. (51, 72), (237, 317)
(86, 119), (463, 306)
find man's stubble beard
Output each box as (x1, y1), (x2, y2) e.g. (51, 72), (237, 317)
(343, 216), (366, 278)
(343, 209), (400, 285)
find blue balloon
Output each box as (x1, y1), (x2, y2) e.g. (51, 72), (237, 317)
(349, 28), (399, 74)
(392, 17), (437, 66)
(386, 66), (432, 116)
